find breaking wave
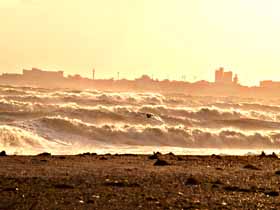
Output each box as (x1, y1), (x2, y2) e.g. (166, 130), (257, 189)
(1, 86), (280, 155)
(0, 125), (70, 155)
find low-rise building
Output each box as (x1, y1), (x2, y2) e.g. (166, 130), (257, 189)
(22, 68), (64, 80)
(215, 67), (237, 85)
(260, 80), (280, 88)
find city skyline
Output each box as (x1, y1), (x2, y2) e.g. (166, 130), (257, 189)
(4, 66), (280, 87)
(1, 1), (280, 85)
(2, 66), (280, 89)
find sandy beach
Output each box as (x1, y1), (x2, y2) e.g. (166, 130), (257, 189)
(0, 152), (280, 210)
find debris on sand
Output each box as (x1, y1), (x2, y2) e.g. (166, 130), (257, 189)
(78, 152), (90, 156)
(259, 151), (278, 159)
(53, 183), (75, 189)
(211, 179), (223, 185)
(148, 152), (162, 160)
(0, 151), (7, 157)
(153, 159), (170, 166)
(211, 154), (222, 159)
(268, 152), (278, 159)
(167, 152), (181, 160)
(223, 186), (251, 193)
(99, 156), (108, 160)
(78, 152), (97, 157)
(275, 170), (280, 175)
(145, 196), (158, 202)
(185, 176), (200, 185)
(223, 185), (280, 196)
(1, 187), (19, 192)
(265, 191), (279, 197)
(167, 152), (176, 157)
(243, 164), (260, 170)
(92, 195), (100, 199)
(104, 179), (140, 187)
(260, 151), (266, 157)
(177, 156), (184, 161)
(37, 152), (51, 157)
(146, 113), (153, 119)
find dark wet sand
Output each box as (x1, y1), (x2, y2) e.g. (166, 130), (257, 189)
(1, 153), (280, 210)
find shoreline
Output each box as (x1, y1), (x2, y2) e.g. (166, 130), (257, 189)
(1, 152), (280, 209)
(3, 147), (280, 157)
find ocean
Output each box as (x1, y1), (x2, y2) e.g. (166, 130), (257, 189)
(1, 86), (280, 155)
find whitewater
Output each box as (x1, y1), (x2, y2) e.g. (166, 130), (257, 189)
(1, 86), (280, 155)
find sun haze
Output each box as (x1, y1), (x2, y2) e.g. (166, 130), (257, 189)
(1, 0), (280, 85)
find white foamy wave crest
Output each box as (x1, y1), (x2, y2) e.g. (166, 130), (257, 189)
(2, 104), (279, 131)
(17, 116), (280, 149)
(0, 90), (166, 106)
(1, 85), (280, 155)
(0, 125), (70, 155)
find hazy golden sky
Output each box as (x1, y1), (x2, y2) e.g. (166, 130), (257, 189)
(1, 0), (280, 85)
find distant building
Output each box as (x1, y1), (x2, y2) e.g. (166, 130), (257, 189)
(68, 74), (83, 80)
(223, 71), (233, 83)
(0, 73), (22, 82)
(215, 67), (236, 85)
(1, 73), (21, 78)
(260, 80), (280, 88)
(233, 74), (238, 85)
(22, 68), (64, 80)
(136, 75), (153, 82)
(215, 68), (224, 83)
